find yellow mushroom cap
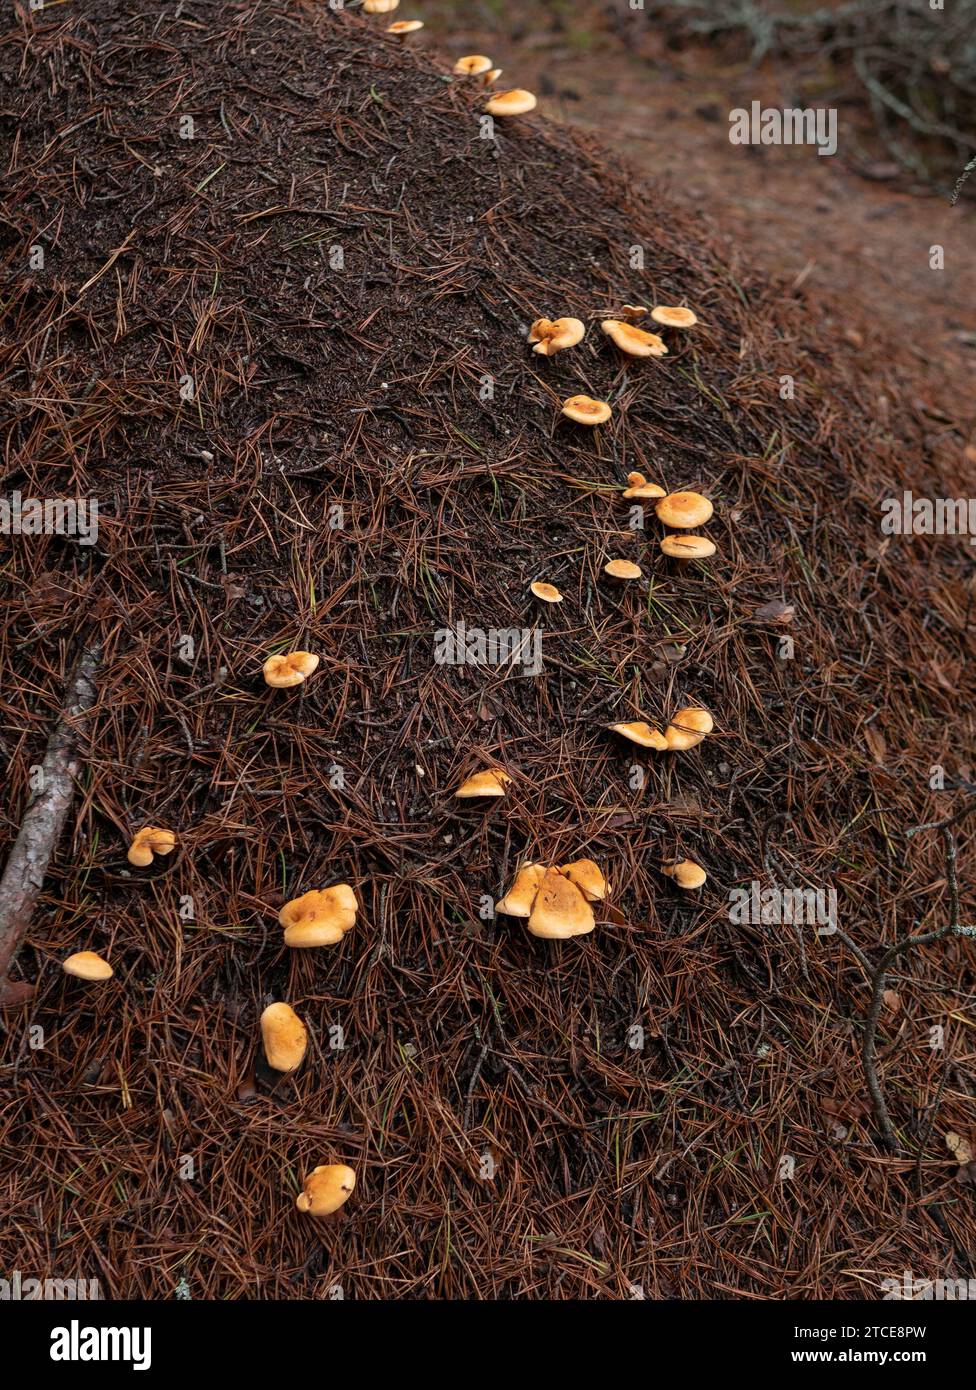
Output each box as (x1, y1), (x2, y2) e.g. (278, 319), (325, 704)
(453, 54), (493, 76)
(496, 863), (547, 918)
(387, 19), (423, 33)
(560, 858), (608, 903)
(530, 580), (562, 604)
(660, 534), (716, 560)
(127, 826), (177, 867)
(608, 720), (668, 750)
(665, 706), (713, 750)
(485, 69), (503, 85)
(455, 768), (511, 799)
(528, 316), (585, 356)
(363, 0), (398, 12)
(280, 885), (358, 947)
(622, 471), (667, 499)
(561, 395), (612, 426)
(296, 1164), (356, 1217)
(651, 305), (698, 329)
(527, 867), (595, 939)
(62, 951), (113, 981)
(263, 650), (320, 689)
(663, 859), (707, 890)
(601, 319), (668, 358)
(621, 304), (648, 320)
(261, 1002), (308, 1072)
(655, 492), (713, 529)
(604, 559), (642, 580)
(486, 88), (537, 117)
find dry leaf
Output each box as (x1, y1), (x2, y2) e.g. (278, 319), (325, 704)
(945, 1131), (974, 1165)
(864, 725), (886, 765)
(754, 599), (795, 623)
(882, 988), (901, 1013)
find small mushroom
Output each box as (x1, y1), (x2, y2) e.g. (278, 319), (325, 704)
(651, 305), (698, 329)
(455, 768), (511, 798)
(560, 858), (608, 902)
(263, 650), (320, 689)
(486, 89), (537, 117)
(655, 492), (713, 529)
(561, 395), (612, 426)
(608, 720), (668, 750)
(279, 885), (358, 947)
(484, 68), (503, 85)
(622, 471), (666, 500)
(296, 1164), (356, 1217)
(387, 19), (423, 34)
(127, 826), (177, 867)
(662, 859), (707, 890)
(495, 863), (547, 917)
(261, 1002), (308, 1072)
(660, 534), (716, 560)
(528, 317), (585, 356)
(601, 319), (668, 358)
(664, 706), (713, 750)
(527, 867), (595, 939)
(363, 0), (399, 12)
(530, 580), (562, 604)
(621, 304), (648, 320)
(63, 951), (113, 981)
(604, 559), (642, 580)
(453, 55), (493, 76)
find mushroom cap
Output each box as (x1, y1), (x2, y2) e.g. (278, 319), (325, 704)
(63, 951), (113, 981)
(655, 492), (713, 529)
(601, 319), (668, 358)
(561, 395), (612, 426)
(387, 19), (423, 33)
(295, 1164), (356, 1217)
(453, 54), (493, 75)
(609, 721), (668, 750)
(604, 559), (642, 580)
(263, 650), (320, 688)
(560, 858), (608, 903)
(127, 826), (177, 867)
(455, 768), (511, 798)
(363, 0), (399, 12)
(496, 863), (547, 918)
(651, 305), (698, 328)
(485, 69), (503, 85)
(665, 706), (713, 750)
(486, 88), (538, 117)
(528, 316), (585, 356)
(280, 885), (358, 947)
(261, 1002), (308, 1072)
(621, 304), (648, 320)
(530, 580), (562, 604)
(622, 471), (667, 499)
(527, 867), (595, 939)
(660, 534), (716, 560)
(664, 859), (707, 890)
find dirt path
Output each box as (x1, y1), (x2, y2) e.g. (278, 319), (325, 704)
(424, 3), (976, 445)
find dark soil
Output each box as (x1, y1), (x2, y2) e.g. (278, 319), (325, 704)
(1, 0), (974, 1299)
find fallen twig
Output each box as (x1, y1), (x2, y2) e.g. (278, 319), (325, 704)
(0, 646), (100, 1008)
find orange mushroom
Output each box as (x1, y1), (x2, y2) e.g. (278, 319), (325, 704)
(296, 1164), (356, 1217)
(263, 650), (320, 689)
(486, 89), (537, 117)
(528, 317), (585, 356)
(655, 493), (713, 529)
(651, 305), (698, 329)
(127, 826), (177, 867)
(279, 885), (358, 947)
(561, 395), (612, 426)
(601, 319), (668, 358)
(63, 951), (113, 981)
(455, 768), (511, 798)
(530, 581), (562, 604)
(453, 55), (493, 76)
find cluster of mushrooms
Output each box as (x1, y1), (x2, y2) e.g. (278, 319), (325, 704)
(60, 3), (716, 1222)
